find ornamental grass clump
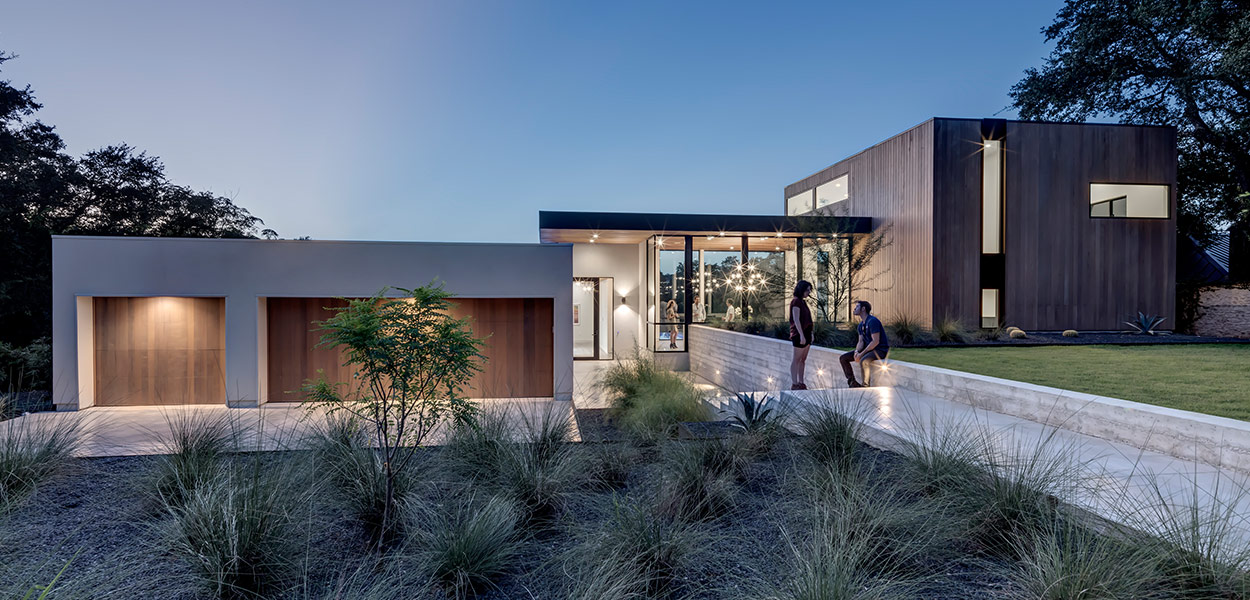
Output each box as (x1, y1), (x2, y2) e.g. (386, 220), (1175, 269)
(795, 397), (870, 473)
(773, 506), (920, 600)
(1007, 518), (1164, 600)
(887, 314), (927, 345)
(583, 497), (702, 596)
(601, 354), (712, 440)
(151, 410), (235, 509)
(933, 316), (969, 343)
(308, 412), (414, 544)
(405, 495), (522, 600)
(657, 439), (743, 520)
(0, 412), (81, 513)
(163, 454), (318, 599)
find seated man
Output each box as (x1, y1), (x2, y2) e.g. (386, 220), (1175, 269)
(840, 300), (890, 388)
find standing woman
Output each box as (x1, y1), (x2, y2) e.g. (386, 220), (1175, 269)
(664, 298), (680, 349)
(789, 280), (814, 390)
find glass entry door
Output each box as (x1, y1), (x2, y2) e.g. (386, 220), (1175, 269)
(573, 277), (613, 360)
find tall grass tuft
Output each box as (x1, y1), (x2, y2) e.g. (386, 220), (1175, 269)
(795, 398), (868, 473)
(563, 557), (650, 600)
(163, 454), (316, 599)
(151, 410), (235, 509)
(585, 497), (701, 596)
(495, 408), (583, 519)
(896, 412), (988, 496)
(886, 314), (927, 345)
(1007, 518), (1163, 600)
(442, 406), (512, 481)
(0, 412), (81, 513)
(308, 412), (411, 544)
(600, 355), (712, 440)
(585, 443), (637, 490)
(1125, 467), (1250, 598)
(657, 439), (742, 520)
(772, 506), (918, 600)
(805, 466), (964, 577)
(933, 316), (968, 343)
(406, 494), (522, 600)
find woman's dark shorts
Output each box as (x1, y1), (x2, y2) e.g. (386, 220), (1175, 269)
(790, 330), (814, 348)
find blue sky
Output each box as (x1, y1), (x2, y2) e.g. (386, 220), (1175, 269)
(3, 1), (1063, 243)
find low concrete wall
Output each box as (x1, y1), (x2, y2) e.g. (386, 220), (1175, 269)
(1193, 286), (1250, 339)
(690, 324), (1250, 474)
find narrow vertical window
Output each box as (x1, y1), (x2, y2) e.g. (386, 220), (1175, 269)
(981, 289), (1000, 328)
(982, 139), (1003, 254)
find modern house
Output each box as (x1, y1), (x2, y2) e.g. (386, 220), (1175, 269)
(51, 118), (1177, 410)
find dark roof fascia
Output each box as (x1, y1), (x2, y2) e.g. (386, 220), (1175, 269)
(538, 211), (873, 235)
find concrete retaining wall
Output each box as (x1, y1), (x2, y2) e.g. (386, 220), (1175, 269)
(690, 324), (1250, 474)
(1193, 286), (1250, 339)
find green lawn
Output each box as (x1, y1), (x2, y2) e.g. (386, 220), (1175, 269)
(888, 344), (1250, 421)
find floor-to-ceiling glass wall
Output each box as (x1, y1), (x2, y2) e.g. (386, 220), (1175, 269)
(801, 237), (851, 323)
(693, 236), (741, 323)
(745, 236), (793, 322)
(648, 236), (687, 352)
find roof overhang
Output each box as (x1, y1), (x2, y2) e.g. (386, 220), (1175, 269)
(538, 211), (873, 244)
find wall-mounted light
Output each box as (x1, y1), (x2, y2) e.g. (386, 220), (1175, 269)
(620, 295), (627, 306)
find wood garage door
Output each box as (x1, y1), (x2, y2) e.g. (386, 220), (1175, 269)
(94, 297), (226, 406)
(265, 297), (554, 403)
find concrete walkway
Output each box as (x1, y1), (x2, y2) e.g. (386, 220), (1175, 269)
(2, 399), (575, 457)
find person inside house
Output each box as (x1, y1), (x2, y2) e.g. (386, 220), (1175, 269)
(692, 294), (706, 323)
(840, 300), (890, 388)
(664, 298), (680, 349)
(724, 298), (737, 322)
(789, 280), (814, 390)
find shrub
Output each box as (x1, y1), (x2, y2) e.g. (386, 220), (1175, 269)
(887, 314), (927, 345)
(0, 413), (81, 513)
(0, 338), (51, 393)
(163, 456), (315, 598)
(813, 322), (857, 348)
(657, 440), (742, 520)
(406, 495), (522, 600)
(933, 316), (968, 343)
(1009, 329), (1029, 339)
(1062, 329), (1079, 337)
(151, 410), (235, 509)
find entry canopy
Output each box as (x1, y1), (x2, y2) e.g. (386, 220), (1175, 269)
(538, 211), (873, 245)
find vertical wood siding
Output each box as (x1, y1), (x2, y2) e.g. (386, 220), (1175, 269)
(265, 297), (554, 402)
(785, 121), (936, 325)
(1003, 122), (1176, 330)
(93, 297), (226, 406)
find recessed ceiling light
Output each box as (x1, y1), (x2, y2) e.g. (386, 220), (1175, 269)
(592, 233), (599, 239)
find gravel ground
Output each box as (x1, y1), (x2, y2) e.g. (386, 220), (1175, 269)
(1, 435), (1023, 599)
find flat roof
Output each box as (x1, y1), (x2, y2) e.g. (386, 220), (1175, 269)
(538, 211), (872, 244)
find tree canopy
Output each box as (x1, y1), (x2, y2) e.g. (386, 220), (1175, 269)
(1010, 0), (1250, 243)
(0, 50), (275, 355)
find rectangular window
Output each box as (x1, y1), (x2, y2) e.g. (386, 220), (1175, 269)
(816, 174), (849, 209)
(786, 189), (813, 215)
(981, 289), (1000, 328)
(1090, 184), (1168, 218)
(982, 140), (1003, 254)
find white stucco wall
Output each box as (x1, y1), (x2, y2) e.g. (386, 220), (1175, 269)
(572, 242), (643, 357)
(52, 236), (574, 409)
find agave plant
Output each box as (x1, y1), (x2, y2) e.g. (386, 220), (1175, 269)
(722, 393), (776, 432)
(1124, 312), (1169, 335)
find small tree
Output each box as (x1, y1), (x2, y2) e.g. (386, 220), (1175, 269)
(302, 283), (485, 547)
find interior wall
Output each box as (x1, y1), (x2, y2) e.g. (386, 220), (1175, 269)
(573, 242), (641, 356)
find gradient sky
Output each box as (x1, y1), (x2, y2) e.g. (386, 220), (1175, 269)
(3, 1), (1065, 243)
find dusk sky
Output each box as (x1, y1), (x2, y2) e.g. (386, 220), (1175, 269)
(4, 1), (1065, 243)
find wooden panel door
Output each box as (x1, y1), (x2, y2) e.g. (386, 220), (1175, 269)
(93, 297), (226, 406)
(266, 297), (554, 402)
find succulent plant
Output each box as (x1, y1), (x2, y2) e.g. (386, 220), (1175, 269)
(1124, 312), (1168, 335)
(722, 393), (777, 432)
